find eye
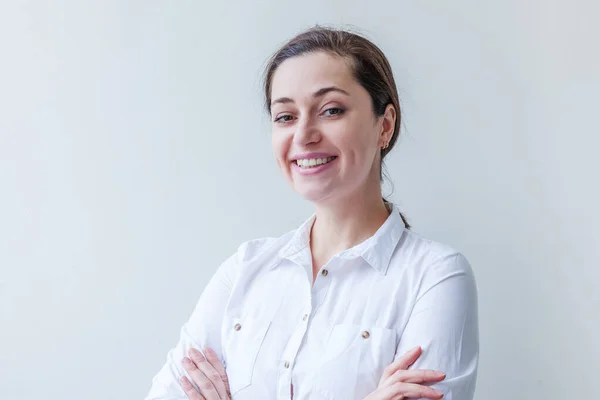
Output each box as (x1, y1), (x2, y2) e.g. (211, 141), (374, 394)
(274, 114), (295, 124)
(322, 107), (345, 117)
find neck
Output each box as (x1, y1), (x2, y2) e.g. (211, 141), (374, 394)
(309, 191), (391, 272)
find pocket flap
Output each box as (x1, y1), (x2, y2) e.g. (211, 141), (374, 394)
(223, 315), (271, 394)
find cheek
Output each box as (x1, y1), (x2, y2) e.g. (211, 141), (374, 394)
(334, 122), (373, 157)
(271, 132), (289, 167)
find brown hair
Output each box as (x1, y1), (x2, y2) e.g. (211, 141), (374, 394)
(263, 25), (410, 229)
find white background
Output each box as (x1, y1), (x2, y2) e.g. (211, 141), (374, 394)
(1, 1), (598, 399)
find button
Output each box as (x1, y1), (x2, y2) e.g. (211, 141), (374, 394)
(321, 269), (328, 276)
(362, 331), (370, 339)
(284, 361), (290, 368)
(234, 323), (242, 331)
(302, 314), (308, 321)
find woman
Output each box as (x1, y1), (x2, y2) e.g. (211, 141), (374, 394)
(145, 26), (479, 400)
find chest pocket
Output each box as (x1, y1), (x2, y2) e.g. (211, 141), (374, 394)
(223, 315), (271, 395)
(311, 323), (397, 400)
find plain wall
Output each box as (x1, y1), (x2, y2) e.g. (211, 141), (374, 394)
(1, 1), (598, 399)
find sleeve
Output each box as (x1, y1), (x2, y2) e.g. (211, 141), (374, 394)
(393, 252), (479, 400)
(144, 251), (238, 400)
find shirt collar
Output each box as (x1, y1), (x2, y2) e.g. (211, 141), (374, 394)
(277, 213), (316, 259)
(278, 203), (406, 275)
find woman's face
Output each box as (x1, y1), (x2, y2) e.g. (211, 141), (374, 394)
(270, 51), (392, 205)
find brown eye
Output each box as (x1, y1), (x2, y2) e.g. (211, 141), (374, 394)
(322, 107), (345, 117)
(274, 114), (294, 123)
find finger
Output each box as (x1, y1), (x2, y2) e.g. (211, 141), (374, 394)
(190, 347), (229, 399)
(386, 381), (444, 400)
(182, 356), (220, 399)
(380, 346), (422, 382)
(189, 349), (227, 399)
(389, 368), (446, 385)
(180, 376), (206, 400)
(203, 347), (231, 397)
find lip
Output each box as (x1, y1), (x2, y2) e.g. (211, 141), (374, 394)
(291, 156), (338, 176)
(291, 152), (337, 161)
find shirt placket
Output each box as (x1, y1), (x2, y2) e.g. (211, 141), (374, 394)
(276, 252), (334, 400)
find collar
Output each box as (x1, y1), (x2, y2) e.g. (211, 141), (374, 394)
(278, 203), (406, 275)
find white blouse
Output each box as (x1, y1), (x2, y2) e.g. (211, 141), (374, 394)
(145, 204), (479, 400)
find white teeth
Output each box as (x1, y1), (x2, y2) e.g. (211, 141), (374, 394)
(296, 156), (336, 168)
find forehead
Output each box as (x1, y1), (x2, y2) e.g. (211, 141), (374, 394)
(270, 51), (357, 98)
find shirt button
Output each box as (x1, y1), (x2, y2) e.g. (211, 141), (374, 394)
(284, 361), (290, 368)
(302, 314), (308, 321)
(234, 323), (242, 331)
(321, 269), (329, 276)
(362, 331), (370, 339)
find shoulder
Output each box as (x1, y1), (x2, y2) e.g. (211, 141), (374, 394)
(234, 229), (295, 262)
(215, 229), (296, 289)
(227, 226), (297, 273)
(393, 230), (478, 305)
(395, 229), (475, 279)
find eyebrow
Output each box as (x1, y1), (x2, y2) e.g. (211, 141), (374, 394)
(270, 86), (350, 107)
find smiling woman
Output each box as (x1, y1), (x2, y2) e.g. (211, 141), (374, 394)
(145, 26), (478, 400)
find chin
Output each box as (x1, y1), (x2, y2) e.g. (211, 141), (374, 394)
(294, 186), (338, 204)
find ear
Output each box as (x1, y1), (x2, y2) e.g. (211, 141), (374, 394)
(379, 104), (396, 148)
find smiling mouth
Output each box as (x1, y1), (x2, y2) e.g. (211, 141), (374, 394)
(294, 156), (337, 169)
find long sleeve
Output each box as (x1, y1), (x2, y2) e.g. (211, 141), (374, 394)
(144, 252), (238, 400)
(394, 252), (479, 400)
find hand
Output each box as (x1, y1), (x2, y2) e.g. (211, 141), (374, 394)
(363, 346), (446, 400)
(179, 347), (231, 400)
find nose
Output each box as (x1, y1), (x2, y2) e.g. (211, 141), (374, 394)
(292, 115), (321, 146)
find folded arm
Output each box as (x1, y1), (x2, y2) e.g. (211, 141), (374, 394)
(144, 252), (237, 400)
(394, 252), (479, 400)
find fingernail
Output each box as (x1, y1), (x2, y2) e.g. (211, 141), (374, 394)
(183, 357), (192, 366)
(189, 348), (204, 360)
(412, 346), (421, 352)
